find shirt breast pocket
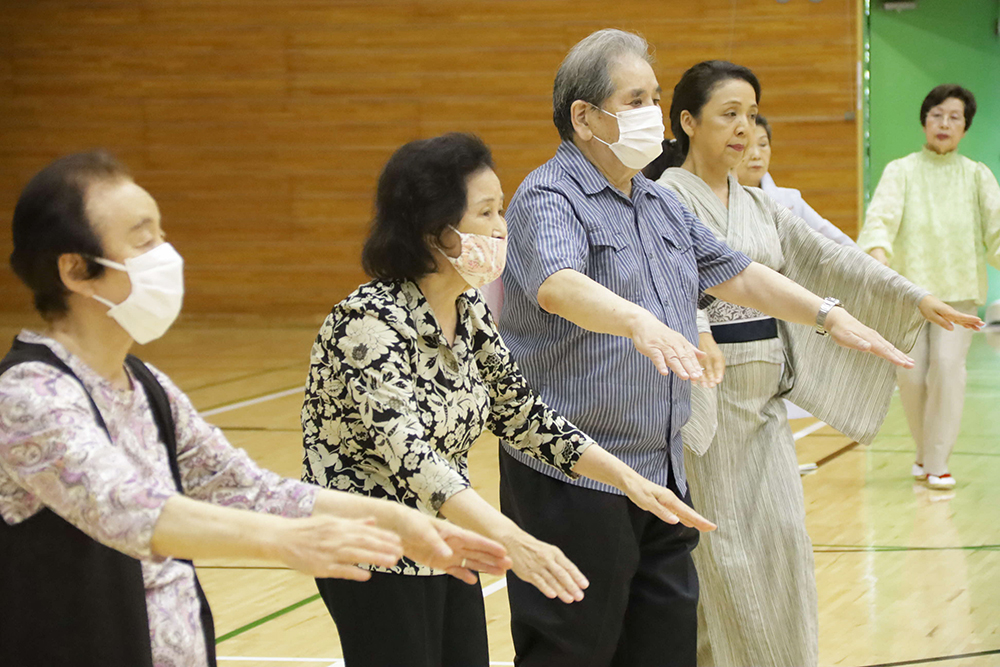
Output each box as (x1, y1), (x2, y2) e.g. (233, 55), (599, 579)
(585, 227), (643, 302)
(658, 230), (700, 303)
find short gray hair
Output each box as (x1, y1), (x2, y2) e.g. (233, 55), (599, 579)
(552, 29), (654, 142)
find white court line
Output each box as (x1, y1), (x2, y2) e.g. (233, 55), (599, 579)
(793, 420), (827, 441)
(482, 576), (508, 598)
(217, 660), (513, 665)
(217, 660), (338, 664)
(201, 386), (305, 417)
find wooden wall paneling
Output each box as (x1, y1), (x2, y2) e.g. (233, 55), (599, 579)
(0, 0), (860, 318)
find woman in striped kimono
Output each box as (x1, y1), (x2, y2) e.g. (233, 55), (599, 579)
(653, 61), (982, 667)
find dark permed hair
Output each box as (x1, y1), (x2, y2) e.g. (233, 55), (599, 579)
(361, 133), (495, 282)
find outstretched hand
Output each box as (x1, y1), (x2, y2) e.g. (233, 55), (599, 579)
(630, 311), (706, 380)
(501, 531), (590, 604)
(621, 476), (717, 532)
(824, 307), (915, 368)
(387, 509), (511, 584)
(695, 332), (725, 388)
(919, 295), (984, 332)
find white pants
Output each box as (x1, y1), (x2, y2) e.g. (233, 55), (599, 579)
(896, 300), (978, 476)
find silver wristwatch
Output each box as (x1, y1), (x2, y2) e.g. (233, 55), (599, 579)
(815, 297), (843, 336)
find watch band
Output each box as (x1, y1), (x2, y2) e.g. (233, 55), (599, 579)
(815, 297), (842, 336)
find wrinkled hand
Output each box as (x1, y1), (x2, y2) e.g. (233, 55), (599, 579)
(696, 332), (725, 388)
(630, 312), (705, 380)
(387, 508), (512, 584)
(824, 307), (914, 368)
(869, 248), (889, 266)
(622, 475), (717, 531)
(503, 531), (589, 604)
(918, 295), (984, 332)
(275, 515), (403, 581)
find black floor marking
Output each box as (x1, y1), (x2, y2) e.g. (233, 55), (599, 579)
(814, 440), (860, 468)
(856, 648), (1000, 666)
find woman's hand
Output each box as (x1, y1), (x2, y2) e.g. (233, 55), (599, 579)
(386, 508), (512, 584)
(310, 490), (511, 583)
(696, 332), (725, 388)
(918, 295), (984, 332)
(273, 514), (404, 581)
(629, 311), (705, 380)
(869, 247), (890, 266)
(824, 307), (914, 368)
(501, 530), (590, 604)
(620, 475), (717, 532)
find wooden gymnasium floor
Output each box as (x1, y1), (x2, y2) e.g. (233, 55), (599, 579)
(1, 314), (997, 667)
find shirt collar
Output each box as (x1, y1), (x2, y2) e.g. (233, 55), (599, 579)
(398, 280), (475, 347)
(920, 145), (960, 164)
(555, 141), (654, 201)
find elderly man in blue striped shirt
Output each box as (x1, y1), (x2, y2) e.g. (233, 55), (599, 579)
(496, 29), (918, 667)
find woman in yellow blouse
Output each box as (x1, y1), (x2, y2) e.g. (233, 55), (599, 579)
(858, 84), (1000, 489)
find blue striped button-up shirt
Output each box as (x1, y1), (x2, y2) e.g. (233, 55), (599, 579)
(498, 141), (752, 495)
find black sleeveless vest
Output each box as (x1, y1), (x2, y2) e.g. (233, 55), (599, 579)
(0, 338), (217, 667)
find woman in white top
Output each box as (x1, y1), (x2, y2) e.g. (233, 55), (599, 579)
(857, 84), (1000, 489)
(737, 115), (857, 247)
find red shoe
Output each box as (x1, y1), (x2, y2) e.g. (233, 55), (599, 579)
(927, 473), (956, 490)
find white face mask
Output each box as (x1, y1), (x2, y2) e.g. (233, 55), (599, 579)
(439, 227), (507, 289)
(593, 105), (665, 170)
(90, 243), (185, 344)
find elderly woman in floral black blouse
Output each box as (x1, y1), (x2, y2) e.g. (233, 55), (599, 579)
(301, 133), (715, 667)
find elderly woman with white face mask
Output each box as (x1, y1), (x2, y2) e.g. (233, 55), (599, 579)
(0, 151), (511, 667)
(299, 132), (716, 667)
(494, 32), (972, 667)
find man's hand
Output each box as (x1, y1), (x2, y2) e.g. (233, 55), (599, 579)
(629, 311), (705, 380)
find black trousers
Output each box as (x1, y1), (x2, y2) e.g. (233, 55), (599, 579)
(316, 570), (488, 667)
(500, 448), (700, 667)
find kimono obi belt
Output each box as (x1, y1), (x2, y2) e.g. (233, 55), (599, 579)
(710, 317), (779, 344)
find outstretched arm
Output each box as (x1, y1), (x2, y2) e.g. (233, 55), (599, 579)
(707, 262), (915, 367)
(538, 268), (708, 383)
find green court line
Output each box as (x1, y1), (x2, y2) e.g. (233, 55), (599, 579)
(813, 544), (999, 553)
(864, 448), (1000, 457)
(215, 593), (321, 644)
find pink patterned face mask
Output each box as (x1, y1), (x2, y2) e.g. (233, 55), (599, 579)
(439, 226), (507, 289)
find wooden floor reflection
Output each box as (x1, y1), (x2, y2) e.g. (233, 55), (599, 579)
(2, 314), (997, 666)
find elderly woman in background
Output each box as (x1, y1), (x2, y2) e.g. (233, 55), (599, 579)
(654, 60), (981, 667)
(0, 151), (504, 667)
(496, 29), (954, 667)
(737, 115), (857, 247)
(858, 84), (1000, 490)
(300, 132), (714, 667)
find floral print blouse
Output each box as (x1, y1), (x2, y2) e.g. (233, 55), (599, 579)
(301, 279), (595, 575)
(0, 331), (318, 667)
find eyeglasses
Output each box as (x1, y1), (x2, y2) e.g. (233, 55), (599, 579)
(927, 111), (964, 125)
